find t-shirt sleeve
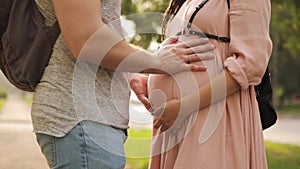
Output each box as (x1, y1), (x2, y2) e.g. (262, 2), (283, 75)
(224, 0), (273, 90)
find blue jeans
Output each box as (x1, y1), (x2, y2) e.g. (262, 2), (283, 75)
(36, 121), (127, 169)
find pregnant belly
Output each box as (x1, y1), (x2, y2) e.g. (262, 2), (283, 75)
(148, 70), (210, 109)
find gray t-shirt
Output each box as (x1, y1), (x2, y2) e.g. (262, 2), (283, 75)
(32, 0), (130, 137)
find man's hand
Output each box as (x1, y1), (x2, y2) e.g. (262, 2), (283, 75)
(131, 36), (215, 110)
(130, 74), (151, 110)
(156, 36), (215, 74)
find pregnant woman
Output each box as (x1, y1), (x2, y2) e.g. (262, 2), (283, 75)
(147, 0), (272, 168)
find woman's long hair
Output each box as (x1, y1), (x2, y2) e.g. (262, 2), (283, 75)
(162, 0), (187, 39)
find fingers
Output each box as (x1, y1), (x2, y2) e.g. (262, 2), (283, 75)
(150, 104), (165, 116)
(184, 52), (214, 63)
(154, 118), (175, 132)
(154, 119), (169, 132)
(130, 75), (152, 109)
(154, 119), (163, 129)
(138, 95), (152, 110)
(156, 36), (216, 74)
(183, 44), (215, 56)
(161, 125), (168, 132)
(170, 39), (215, 63)
(186, 64), (207, 71)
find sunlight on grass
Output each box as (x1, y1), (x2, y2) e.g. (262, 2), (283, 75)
(0, 98), (6, 110)
(265, 141), (300, 169)
(125, 129), (152, 169)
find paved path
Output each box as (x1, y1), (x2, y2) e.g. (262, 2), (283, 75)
(0, 94), (300, 169)
(0, 94), (48, 169)
(263, 114), (300, 146)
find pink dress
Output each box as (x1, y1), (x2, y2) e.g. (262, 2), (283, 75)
(148, 0), (272, 168)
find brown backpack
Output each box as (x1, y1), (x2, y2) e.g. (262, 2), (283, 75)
(0, 0), (60, 92)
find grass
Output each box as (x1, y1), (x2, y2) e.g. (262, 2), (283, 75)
(0, 98), (5, 110)
(265, 141), (300, 169)
(277, 104), (300, 115)
(125, 129), (300, 169)
(125, 129), (152, 169)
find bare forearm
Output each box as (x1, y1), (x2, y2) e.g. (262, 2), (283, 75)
(181, 69), (240, 114)
(80, 28), (161, 72)
(53, 0), (211, 74)
(152, 69), (241, 131)
(53, 0), (161, 72)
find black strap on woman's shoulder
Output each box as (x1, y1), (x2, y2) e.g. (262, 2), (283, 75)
(179, 0), (231, 43)
(187, 0), (209, 29)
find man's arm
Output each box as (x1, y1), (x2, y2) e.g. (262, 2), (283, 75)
(52, 0), (214, 74)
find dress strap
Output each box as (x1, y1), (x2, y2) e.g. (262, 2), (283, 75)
(187, 0), (209, 29)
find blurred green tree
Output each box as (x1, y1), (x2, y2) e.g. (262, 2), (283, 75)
(270, 0), (300, 105)
(121, 0), (170, 49)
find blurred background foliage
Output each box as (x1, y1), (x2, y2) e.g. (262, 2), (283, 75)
(121, 0), (170, 49)
(270, 0), (300, 106)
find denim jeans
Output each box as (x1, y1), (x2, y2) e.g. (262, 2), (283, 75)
(36, 121), (127, 169)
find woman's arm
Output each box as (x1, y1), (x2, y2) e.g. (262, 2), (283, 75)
(52, 0), (214, 73)
(153, 0), (273, 131)
(153, 69), (240, 131)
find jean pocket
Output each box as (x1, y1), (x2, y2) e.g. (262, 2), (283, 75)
(36, 133), (57, 167)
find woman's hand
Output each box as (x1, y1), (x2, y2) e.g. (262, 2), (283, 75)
(152, 99), (184, 132)
(130, 73), (183, 131)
